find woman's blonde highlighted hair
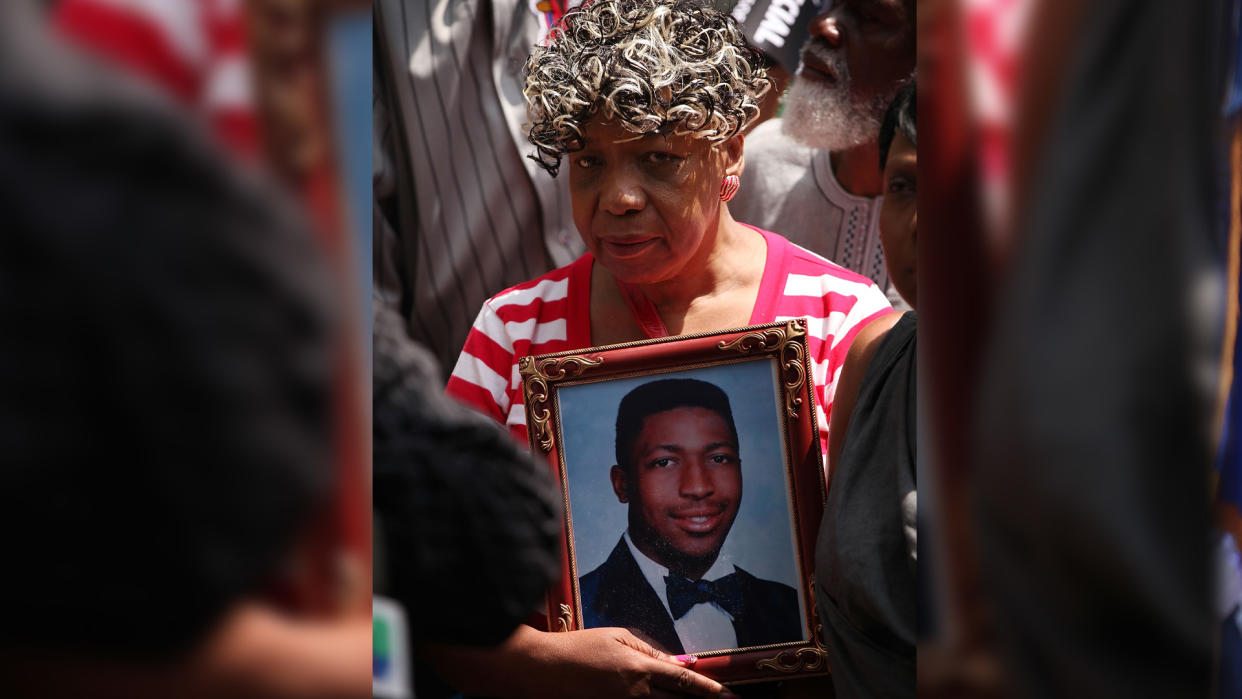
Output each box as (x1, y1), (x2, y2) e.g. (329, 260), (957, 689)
(524, 0), (771, 177)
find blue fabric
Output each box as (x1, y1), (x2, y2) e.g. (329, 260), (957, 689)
(1223, 392), (1242, 510)
(1226, 0), (1242, 117)
(1221, 611), (1242, 699)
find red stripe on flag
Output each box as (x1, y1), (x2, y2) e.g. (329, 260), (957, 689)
(53, 0), (201, 102)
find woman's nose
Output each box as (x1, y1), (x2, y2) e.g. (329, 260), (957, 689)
(600, 169), (645, 216)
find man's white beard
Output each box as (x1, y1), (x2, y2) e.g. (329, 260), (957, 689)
(781, 74), (891, 152)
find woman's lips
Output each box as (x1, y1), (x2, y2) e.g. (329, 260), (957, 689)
(601, 237), (659, 259)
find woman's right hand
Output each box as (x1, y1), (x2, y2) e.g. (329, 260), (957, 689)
(424, 624), (739, 699)
(522, 625), (738, 699)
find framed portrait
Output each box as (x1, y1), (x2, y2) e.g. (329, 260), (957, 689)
(519, 319), (830, 684)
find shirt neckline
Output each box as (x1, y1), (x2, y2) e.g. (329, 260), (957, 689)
(812, 148), (883, 209)
(574, 226), (784, 347)
(623, 530), (737, 621)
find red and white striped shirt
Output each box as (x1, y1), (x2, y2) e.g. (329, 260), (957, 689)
(447, 228), (893, 469)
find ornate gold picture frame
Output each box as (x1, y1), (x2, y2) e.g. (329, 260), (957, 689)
(520, 319), (830, 684)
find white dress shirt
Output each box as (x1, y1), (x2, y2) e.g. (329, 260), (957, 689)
(624, 531), (739, 654)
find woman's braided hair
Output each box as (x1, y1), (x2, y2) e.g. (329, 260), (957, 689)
(524, 0), (771, 177)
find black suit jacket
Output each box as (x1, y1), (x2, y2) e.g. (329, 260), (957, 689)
(578, 537), (803, 654)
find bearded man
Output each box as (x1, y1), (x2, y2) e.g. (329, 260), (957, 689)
(731, 0), (914, 306)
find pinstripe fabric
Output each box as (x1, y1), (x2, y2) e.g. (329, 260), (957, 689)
(447, 229), (893, 477)
(374, 0), (584, 378)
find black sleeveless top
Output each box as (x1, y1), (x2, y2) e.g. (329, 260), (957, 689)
(815, 311), (916, 698)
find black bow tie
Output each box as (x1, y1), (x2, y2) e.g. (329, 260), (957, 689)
(664, 572), (742, 620)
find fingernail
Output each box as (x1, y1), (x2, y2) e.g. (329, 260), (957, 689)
(720, 691), (741, 699)
(674, 654), (697, 665)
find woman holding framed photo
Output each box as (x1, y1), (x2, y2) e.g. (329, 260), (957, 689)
(449, 0), (891, 475)
(442, 1), (892, 696)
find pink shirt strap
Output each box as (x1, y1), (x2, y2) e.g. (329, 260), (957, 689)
(615, 280), (670, 339)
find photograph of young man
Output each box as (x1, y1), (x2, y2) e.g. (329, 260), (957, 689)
(578, 378), (803, 655)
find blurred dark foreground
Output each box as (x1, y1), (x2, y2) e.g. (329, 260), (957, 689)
(919, 0), (1239, 697)
(0, 1), (370, 696)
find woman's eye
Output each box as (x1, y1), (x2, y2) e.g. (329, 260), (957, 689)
(645, 151), (681, 165)
(886, 176), (915, 195)
(575, 156), (601, 169)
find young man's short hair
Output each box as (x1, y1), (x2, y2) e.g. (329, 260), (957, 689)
(614, 379), (740, 471)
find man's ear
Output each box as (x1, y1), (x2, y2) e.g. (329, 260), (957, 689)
(609, 465), (629, 503)
(723, 133), (745, 178)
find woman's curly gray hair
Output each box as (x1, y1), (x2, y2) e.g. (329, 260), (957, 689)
(524, 0), (771, 177)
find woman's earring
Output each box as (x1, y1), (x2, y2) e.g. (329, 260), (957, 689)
(720, 174), (740, 202)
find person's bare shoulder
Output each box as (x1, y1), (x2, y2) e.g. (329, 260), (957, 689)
(828, 311), (904, 471)
(844, 311), (904, 370)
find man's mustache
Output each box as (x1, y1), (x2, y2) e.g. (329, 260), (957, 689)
(800, 37), (848, 82)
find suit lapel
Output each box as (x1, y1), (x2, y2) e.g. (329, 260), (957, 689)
(729, 566), (804, 649)
(592, 538), (684, 654)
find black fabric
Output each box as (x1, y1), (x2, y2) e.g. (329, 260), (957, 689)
(372, 301), (560, 647)
(579, 536), (803, 654)
(971, 0), (1217, 695)
(0, 6), (335, 658)
(816, 311), (916, 699)
(665, 573), (743, 620)
(580, 537), (685, 653)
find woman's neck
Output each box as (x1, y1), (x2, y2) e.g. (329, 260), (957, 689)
(636, 213), (761, 308)
(631, 213), (766, 336)
(589, 210), (768, 345)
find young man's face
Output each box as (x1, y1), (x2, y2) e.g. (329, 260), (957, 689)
(880, 129), (917, 309)
(783, 0), (916, 151)
(611, 406), (742, 579)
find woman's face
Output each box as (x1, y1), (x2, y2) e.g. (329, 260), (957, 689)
(879, 129), (917, 309)
(567, 117), (742, 285)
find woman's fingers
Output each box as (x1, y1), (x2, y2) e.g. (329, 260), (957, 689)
(648, 663), (739, 699)
(616, 632), (671, 661)
(611, 630), (738, 699)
